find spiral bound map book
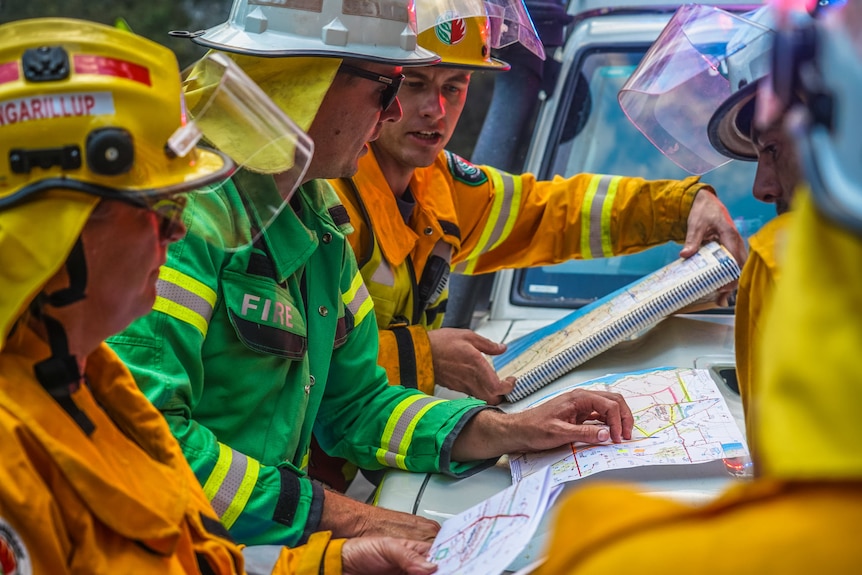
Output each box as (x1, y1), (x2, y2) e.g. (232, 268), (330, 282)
(495, 242), (741, 402)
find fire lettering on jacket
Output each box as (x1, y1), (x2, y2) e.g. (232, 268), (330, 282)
(0, 91), (114, 126)
(241, 293), (294, 328)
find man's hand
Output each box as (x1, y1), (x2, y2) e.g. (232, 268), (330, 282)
(681, 188), (748, 265)
(320, 489), (440, 542)
(428, 328), (515, 405)
(451, 389), (634, 461)
(680, 188), (748, 305)
(342, 537), (437, 575)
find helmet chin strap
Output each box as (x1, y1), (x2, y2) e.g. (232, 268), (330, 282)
(31, 237), (95, 435)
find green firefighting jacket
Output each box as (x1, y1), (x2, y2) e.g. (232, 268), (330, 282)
(108, 170), (489, 547)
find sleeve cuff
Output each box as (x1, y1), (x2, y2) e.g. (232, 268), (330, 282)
(438, 405), (501, 478)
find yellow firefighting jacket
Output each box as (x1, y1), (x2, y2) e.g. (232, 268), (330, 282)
(535, 193), (862, 574)
(734, 212), (791, 437)
(0, 324), (343, 574)
(330, 147), (708, 393)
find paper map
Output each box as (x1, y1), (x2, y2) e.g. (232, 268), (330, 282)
(509, 367), (749, 485)
(427, 465), (563, 575)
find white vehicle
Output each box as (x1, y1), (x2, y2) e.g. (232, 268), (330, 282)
(374, 1), (769, 571)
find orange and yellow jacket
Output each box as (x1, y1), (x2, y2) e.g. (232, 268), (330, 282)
(734, 212), (791, 437)
(330, 148), (709, 393)
(0, 324), (343, 574)
(536, 193), (862, 574)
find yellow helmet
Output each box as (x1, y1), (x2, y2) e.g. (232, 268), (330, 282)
(418, 13), (510, 71)
(0, 18), (232, 203)
(0, 18), (233, 348)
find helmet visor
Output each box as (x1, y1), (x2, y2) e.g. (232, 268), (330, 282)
(170, 52), (314, 250)
(618, 4), (773, 174)
(484, 0), (545, 60)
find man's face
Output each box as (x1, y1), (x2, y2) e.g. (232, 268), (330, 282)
(752, 124), (802, 216)
(372, 66), (472, 170)
(306, 61), (404, 180)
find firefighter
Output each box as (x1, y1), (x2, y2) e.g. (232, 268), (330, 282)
(328, 0), (747, 409)
(537, 1), (862, 571)
(620, 3), (811, 436)
(0, 18), (436, 575)
(109, 0), (635, 549)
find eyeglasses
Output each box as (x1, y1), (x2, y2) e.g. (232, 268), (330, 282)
(338, 63), (405, 112)
(121, 193), (188, 239)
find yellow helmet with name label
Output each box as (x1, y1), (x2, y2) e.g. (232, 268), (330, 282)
(0, 18), (232, 204)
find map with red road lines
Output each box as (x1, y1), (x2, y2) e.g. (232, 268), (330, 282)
(427, 465), (562, 574)
(509, 367), (749, 485)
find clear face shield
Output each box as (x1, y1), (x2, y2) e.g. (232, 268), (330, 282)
(484, 0), (545, 60)
(167, 52), (314, 250)
(618, 4), (774, 175)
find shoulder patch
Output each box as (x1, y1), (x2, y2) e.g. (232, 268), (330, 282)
(0, 519), (31, 575)
(445, 151), (488, 186)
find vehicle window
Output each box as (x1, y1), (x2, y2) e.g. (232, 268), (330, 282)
(514, 48), (774, 308)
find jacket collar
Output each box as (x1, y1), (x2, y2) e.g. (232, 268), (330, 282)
(353, 149), (420, 266)
(0, 325), (190, 554)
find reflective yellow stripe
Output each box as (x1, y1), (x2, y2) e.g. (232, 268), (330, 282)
(600, 176), (622, 257)
(152, 266), (217, 336)
(300, 449), (310, 472)
(202, 442), (261, 529)
(152, 296), (209, 335)
(459, 170), (509, 274)
(376, 395), (444, 469)
(159, 266), (217, 304)
(457, 171), (522, 274)
(580, 175), (603, 259)
(344, 272), (374, 325)
(202, 443), (232, 501)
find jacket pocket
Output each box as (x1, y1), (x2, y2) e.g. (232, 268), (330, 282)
(222, 269), (307, 359)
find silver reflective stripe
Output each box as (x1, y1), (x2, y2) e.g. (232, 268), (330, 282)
(346, 281), (371, 316)
(381, 396), (439, 467)
(156, 278), (214, 324)
(485, 171), (517, 251)
(370, 258), (395, 287)
(210, 447), (249, 519)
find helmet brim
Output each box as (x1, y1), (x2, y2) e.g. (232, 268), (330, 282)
(708, 80), (760, 162)
(438, 56), (511, 71)
(193, 27), (441, 67)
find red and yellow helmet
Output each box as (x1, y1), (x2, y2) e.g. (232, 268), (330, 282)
(418, 12), (510, 70)
(414, 0), (546, 70)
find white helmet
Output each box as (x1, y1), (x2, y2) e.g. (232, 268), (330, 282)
(190, 0), (439, 65)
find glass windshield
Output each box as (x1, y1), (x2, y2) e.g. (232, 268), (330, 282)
(515, 48), (774, 308)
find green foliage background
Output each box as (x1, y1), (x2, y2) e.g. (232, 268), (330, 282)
(0, 0), (230, 68)
(0, 0), (491, 158)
